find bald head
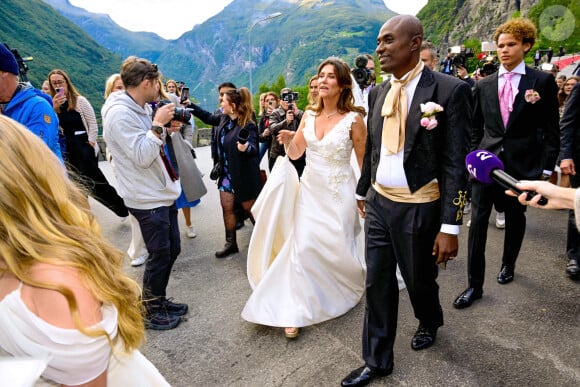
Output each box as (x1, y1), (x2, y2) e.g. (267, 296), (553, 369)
(384, 15), (423, 41)
(376, 15), (424, 78)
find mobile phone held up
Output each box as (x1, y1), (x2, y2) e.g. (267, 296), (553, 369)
(180, 87), (189, 104)
(55, 87), (64, 96)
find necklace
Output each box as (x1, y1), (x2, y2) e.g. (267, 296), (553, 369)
(323, 110), (338, 118)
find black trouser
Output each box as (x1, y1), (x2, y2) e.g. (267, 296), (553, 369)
(362, 188), (443, 371)
(129, 204), (180, 308)
(65, 133), (128, 217)
(566, 172), (580, 260)
(468, 181), (527, 289)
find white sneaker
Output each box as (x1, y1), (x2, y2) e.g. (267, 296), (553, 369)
(495, 212), (505, 229)
(130, 254), (147, 267)
(186, 225), (197, 238)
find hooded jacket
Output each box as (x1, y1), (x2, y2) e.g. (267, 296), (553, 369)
(4, 84), (62, 160)
(102, 91), (180, 209)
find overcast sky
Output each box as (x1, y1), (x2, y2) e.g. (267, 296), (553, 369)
(68, 0), (428, 39)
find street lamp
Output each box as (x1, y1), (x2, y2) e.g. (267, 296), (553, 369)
(248, 12), (282, 95)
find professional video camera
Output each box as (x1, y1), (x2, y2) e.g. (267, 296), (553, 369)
(450, 46), (474, 70)
(281, 91), (299, 110)
(3, 43), (33, 83)
(479, 56), (499, 77)
(352, 55), (372, 89)
(155, 99), (192, 126)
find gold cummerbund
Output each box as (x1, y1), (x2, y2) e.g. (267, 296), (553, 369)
(373, 181), (440, 203)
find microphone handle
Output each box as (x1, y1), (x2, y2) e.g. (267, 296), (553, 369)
(490, 169), (548, 206)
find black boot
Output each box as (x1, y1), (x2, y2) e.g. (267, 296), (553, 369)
(215, 230), (239, 258)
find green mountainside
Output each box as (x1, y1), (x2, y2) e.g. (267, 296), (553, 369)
(0, 0), (121, 119)
(41, 0), (395, 108)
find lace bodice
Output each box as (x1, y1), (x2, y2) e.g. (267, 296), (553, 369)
(302, 110), (356, 162)
(301, 111), (358, 201)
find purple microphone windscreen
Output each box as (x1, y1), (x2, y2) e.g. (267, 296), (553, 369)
(465, 150), (504, 184)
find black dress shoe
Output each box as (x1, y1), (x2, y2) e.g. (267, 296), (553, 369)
(566, 258), (580, 276)
(453, 287), (483, 309)
(497, 265), (514, 284)
(235, 220), (245, 230)
(341, 365), (393, 387)
(411, 325), (437, 351)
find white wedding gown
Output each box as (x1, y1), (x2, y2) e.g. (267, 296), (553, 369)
(242, 111), (404, 328)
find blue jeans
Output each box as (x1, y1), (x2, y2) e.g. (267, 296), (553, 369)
(129, 204), (180, 306)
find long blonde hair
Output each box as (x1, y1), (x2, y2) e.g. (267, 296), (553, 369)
(0, 115), (145, 351)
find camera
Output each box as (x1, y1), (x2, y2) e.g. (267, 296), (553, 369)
(352, 55), (372, 89)
(451, 47), (474, 70)
(281, 91), (299, 110)
(480, 60), (499, 77)
(155, 99), (192, 126)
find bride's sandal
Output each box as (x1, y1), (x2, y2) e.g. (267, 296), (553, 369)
(284, 327), (299, 339)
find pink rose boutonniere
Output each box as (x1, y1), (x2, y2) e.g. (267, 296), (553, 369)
(420, 101), (444, 130)
(524, 89), (541, 104)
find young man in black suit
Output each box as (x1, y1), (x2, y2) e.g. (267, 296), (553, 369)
(454, 18), (560, 309)
(342, 15), (472, 387)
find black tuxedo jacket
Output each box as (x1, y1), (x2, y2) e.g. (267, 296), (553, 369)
(471, 66), (559, 180)
(356, 66), (473, 225)
(559, 83), (580, 162)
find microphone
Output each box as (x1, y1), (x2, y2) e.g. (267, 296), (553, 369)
(465, 150), (548, 206)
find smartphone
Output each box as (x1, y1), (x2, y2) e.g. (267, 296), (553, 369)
(180, 87), (189, 104)
(55, 87), (63, 95)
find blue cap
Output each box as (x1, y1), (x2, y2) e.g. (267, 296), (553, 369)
(0, 43), (19, 75)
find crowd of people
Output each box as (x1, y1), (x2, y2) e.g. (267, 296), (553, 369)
(0, 11), (578, 385)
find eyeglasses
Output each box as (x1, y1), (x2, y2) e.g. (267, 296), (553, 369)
(51, 80), (65, 87)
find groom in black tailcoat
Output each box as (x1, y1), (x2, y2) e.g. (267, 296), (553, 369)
(341, 15), (472, 387)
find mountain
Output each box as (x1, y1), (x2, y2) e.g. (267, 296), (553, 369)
(43, 0), (170, 61)
(42, 0), (396, 108)
(0, 0), (121, 120)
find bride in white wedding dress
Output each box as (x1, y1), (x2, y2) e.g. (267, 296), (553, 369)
(242, 58), (370, 338)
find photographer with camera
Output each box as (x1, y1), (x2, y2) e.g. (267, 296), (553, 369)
(102, 56), (188, 330)
(268, 87), (305, 176)
(351, 54), (376, 113)
(0, 43), (62, 161)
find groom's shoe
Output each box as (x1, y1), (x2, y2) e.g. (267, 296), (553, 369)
(341, 365), (393, 387)
(411, 325), (438, 351)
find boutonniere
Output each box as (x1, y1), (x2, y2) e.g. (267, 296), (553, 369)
(524, 89), (541, 104)
(420, 102), (444, 130)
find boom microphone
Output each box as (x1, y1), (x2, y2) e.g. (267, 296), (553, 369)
(465, 150), (548, 206)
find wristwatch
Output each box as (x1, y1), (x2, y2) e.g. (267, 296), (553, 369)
(151, 125), (164, 135)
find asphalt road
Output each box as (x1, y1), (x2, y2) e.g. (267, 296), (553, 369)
(92, 146), (579, 387)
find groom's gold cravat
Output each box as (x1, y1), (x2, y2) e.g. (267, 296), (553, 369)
(381, 61), (424, 155)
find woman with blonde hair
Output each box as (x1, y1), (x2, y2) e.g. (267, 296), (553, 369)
(0, 115), (169, 385)
(48, 68), (128, 219)
(104, 73), (124, 99)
